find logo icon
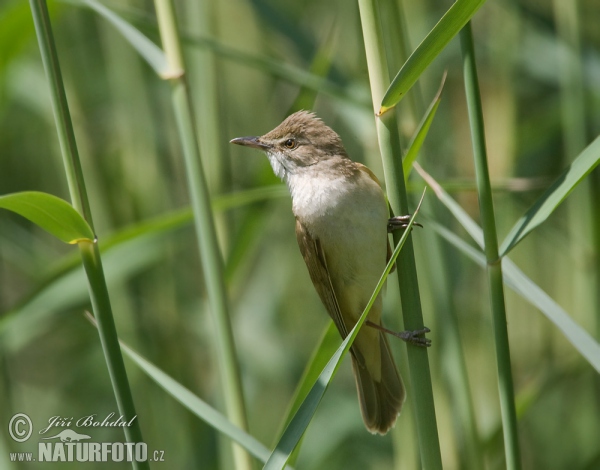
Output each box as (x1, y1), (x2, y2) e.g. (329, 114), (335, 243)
(8, 413), (33, 443)
(42, 430), (91, 442)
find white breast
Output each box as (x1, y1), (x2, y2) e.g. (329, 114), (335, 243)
(289, 170), (387, 233)
(288, 168), (389, 292)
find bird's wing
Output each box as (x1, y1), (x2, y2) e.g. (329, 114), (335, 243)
(295, 218), (349, 338)
(356, 163), (397, 274)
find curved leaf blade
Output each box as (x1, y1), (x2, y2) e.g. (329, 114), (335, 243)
(429, 219), (600, 374)
(264, 192), (425, 470)
(119, 339), (271, 463)
(379, 0), (486, 115)
(277, 322), (339, 433)
(83, 312), (272, 462)
(417, 166), (600, 373)
(403, 73), (446, 179)
(500, 134), (600, 256)
(275, 322), (339, 466)
(0, 191), (94, 244)
(1, 186), (290, 329)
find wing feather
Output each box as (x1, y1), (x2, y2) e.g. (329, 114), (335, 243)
(357, 163), (396, 273)
(295, 218), (349, 338)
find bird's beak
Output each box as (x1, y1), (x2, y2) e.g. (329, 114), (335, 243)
(229, 136), (270, 150)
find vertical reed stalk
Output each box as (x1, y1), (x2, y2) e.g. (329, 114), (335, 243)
(387, 1), (483, 465)
(460, 22), (521, 469)
(29, 2), (147, 469)
(358, 0), (442, 467)
(152, 1), (251, 469)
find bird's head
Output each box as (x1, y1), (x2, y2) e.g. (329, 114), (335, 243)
(230, 110), (347, 180)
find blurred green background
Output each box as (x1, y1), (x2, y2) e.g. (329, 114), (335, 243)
(1, 0), (599, 468)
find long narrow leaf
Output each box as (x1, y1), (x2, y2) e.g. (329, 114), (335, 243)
(379, 0), (486, 115)
(1, 186), (290, 329)
(29, 2), (147, 462)
(275, 322), (339, 466)
(415, 163), (484, 245)
(403, 73), (446, 179)
(124, 342), (270, 461)
(0, 191), (94, 244)
(264, 191), (425, 470)
(83, 313), (272, 462)
(277, 322), (339, 434)
(500, 134), (600, 256)
(417, 167), (600, 373)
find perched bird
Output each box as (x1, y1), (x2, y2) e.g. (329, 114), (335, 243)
(231, 110), (414, 434)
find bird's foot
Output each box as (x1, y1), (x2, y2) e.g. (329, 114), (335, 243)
(387, 215), (422, 233)
(366, 321), (431, 347)
(395, 327), (431, 347)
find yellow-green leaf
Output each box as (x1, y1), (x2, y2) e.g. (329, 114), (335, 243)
(264, 192), (425, 470)
(379, 0), (486, 115)
(403, 73), (446, 179)
(500, 134), (600, 256)
(0, 191), (94, 244)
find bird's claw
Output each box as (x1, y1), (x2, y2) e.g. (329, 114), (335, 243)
(387, 215), (423, 233)
(366, 321), (432, 347)
(394, 327), (432, 347)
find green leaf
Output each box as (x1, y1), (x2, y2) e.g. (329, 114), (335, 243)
(277, 322), (339, 433)
(275, 322), (339, 466)
(403, 73), (446, 179)
(114, 336), (271, 463)
(264, 192), (425, 470)
(429, 219), (600, 374)
(414, 163), (484, 246)
(500, 134), (600, 256)
(75, 0), (171, 78)
(417, 167), (600, 373)
(0, 186), (290, 339)
(379, 0), (487, 115)
(0, 191), (94, 244)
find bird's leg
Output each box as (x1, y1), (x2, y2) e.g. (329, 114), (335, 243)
(387, 215), (423, 233)
(366, 320), (432, 347)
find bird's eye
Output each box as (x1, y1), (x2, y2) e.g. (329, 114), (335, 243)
(284, 139), (296, 149)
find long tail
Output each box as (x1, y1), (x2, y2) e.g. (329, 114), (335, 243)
(351, 332), (405, 434)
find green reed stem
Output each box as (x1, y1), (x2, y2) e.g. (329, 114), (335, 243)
(358, 0), (442, 467)
(29, 2), (147, 469)
(390, 1), (483, 464)
(460, 22), (521, 469)
(152, 1), (251, 469)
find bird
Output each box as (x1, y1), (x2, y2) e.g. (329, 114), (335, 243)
(231, 110), (416, 434)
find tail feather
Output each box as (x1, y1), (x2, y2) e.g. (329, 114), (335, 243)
(351, 332), (405, 434)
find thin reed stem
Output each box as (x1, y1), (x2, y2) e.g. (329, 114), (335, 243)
(29, 2), (147, 469)
(391, 1), (483, 465)
(358, 0), (442, 467)
(460, 22), (521, 469)
(152, 1), (251, 469)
